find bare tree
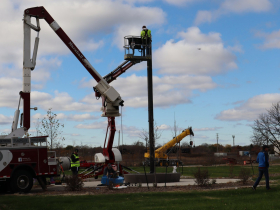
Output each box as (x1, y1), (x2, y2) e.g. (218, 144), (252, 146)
(34, 118), (41, 136)
(170, 114), (182, 159)
(251, 102), (280, 154)
(138, 121), (162, 148)
(39, 108), (65, 150)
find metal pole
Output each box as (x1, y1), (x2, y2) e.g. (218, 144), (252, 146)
(216, 133), (219, 153)
(147, 58), (155, 173)
(143, 163), (149, 190)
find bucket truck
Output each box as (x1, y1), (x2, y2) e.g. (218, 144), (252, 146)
(144, 127), (194, 166)
(0, 6), (134, 192)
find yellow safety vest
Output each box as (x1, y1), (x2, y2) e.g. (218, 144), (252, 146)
(71, 154), (80, 167)
(141, 29), (151, 39)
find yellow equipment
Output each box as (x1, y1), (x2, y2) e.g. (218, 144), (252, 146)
(144, 127), (194, 166)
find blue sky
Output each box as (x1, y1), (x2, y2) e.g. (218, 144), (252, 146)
(1, 0), (280, 148)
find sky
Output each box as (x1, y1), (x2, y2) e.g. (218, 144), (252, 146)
(1, 0), (280, 148)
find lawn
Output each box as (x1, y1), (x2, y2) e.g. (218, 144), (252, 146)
(1, 186), (280, 210)
(129, 164), (280, 179)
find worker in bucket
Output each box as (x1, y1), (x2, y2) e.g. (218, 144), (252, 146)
(141, 25), (151, 56)
(70, 149), (80, 176)
(103, 163), (117, 178)
(252, 145), (270, 190)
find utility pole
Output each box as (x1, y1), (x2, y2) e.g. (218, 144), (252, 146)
(147, 57), (155, 173)
(216, 133), (219, 153)
(232, 135), (235, 146)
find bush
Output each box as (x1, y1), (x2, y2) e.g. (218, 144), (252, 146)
(211, 179), (216, 185)
(193, 168), (210, 186)
(65, 175), (84, 191)
(238, 168), (251, 185)
(229, 164), (234, 178)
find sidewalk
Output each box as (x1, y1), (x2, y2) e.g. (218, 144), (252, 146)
(33, 178), (240, 192)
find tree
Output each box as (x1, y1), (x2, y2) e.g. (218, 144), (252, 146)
(133, 141), (144, 147)
(138, 121), (162, 148)
(251, 102), (280, 154)
(39, 108), (65, 149)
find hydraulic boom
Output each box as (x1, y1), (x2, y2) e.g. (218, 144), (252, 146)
(12, 6), (124, 138)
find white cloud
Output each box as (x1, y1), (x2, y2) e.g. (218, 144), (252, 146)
(163, 0), (197, 6)
(75, 120), (142, 138)
(80, 73), (217, 108)
(216, 93), (280, 121)
(30, 90), (101, 112)
(0, 114), (13, 125)
(195, 0), (272, 25)
(0, 0), (165, 88)
(255, 29), (280, 49)
(75, 121), (108, 130)
(157, 124), (171, 130)
(154, 27), (238, 75)
(32, 112), (98, 122)
(194, 127), (223, 131)
(0, 77), (22, 108)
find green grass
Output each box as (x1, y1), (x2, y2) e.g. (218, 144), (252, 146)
(1, 186), (280, 210)
(130, 164), (280, 179)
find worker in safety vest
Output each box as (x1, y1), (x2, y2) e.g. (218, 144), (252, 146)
(71, 149), (80, 176)
(141, 25), (151, 56)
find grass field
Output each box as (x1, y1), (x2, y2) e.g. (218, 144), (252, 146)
(1, 186), (280, 210)
(129, 164), (280, 179)
(2, 164), (280, 210)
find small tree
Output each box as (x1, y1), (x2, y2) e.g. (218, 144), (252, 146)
(138, 121), (162, 148)
(39, 108), (65, 150)
(251, 102), (280, 154)
(193, 168), (210, 186)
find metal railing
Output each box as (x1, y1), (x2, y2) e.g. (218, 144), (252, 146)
(124, 35), (151, 57)
(0, 136), (48, 147)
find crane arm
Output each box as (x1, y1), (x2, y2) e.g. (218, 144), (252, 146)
(155, 127), (194, 155)
(144, 127), (194, 159)
(20, 6), (123, 132)
(103, 61), (138, 84)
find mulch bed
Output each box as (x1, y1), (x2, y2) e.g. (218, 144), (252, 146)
(14, 181), (256, 196)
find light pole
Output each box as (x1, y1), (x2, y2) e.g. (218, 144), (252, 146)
(232, 135), (235, 146)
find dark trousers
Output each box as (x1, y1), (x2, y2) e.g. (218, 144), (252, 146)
(253, 168), (270, 189)
(71, 167), (79, 176)
(142, 38), (151, 56)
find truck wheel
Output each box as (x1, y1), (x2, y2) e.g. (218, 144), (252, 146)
(10, 170), (33, 193)
(0, 181), (8, 194)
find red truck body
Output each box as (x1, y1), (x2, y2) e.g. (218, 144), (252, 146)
(79, 160), (95, 168)
(0, 136), (59, 193)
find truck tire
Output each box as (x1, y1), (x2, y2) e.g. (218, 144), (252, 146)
(0, 181), (8, 194)
(10, 170), (33, 193)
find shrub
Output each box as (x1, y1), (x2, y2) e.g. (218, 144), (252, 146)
(65, 175), (84, 191)
(193, 168), (210, 186)
(238, 168), (251, 185)
(229, 164), (234, 178)
(211, 179), (216, 185)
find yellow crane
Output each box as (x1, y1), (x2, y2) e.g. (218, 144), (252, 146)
(144, 127), (194, 166)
